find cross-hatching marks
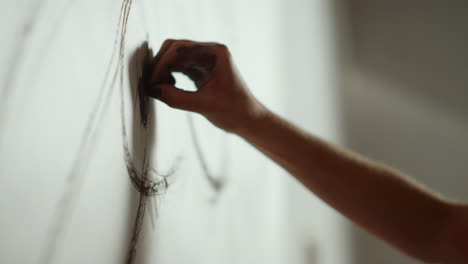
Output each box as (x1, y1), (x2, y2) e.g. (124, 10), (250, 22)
(122, 40), (183, 263)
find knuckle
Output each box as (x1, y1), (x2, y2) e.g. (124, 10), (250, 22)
(216, 43), (228, 50)
(215, 43), (230, 57)
(172, 41), (182, 48)
(164, 38), (175, 44)
(215, 43), (228, 52)
(160, 39), (174, 50)
(171, 41), (185, 52)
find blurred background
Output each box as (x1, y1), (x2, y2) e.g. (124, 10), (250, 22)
(0, 0), (467, 264)
(336, 2), (468, 263)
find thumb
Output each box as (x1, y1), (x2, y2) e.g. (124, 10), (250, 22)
(147, 84), (202, 112)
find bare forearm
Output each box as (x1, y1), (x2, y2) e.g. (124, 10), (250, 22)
(237, 108), (455, 261)
(149, 40), (467, 263)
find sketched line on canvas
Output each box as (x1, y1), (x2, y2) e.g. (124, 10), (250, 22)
(40, 0), (135, 262)
(40, 0), (124, 264)
(116, 2), (180, 263)
(39, 0), (181, 263)
(0, 0), (75, 145)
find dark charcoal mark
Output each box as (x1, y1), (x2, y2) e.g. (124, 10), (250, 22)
(124, 143), (169, 196)
(137, 52), (152, 128)
(123, 42), (179, 264)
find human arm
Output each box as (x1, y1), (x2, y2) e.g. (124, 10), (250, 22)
(148, 39), (468, 263)
(235, 107), (468, 263)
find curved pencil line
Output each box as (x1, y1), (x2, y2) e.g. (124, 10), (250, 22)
(116, 2), (161, 264)
(187, 114), (226, 192)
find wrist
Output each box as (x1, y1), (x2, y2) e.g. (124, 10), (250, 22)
(232, 100), (271, 138)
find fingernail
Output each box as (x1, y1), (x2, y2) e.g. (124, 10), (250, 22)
(146, 86), (162, 99)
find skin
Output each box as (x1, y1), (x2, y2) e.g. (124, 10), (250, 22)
(147, 39), (468, 263)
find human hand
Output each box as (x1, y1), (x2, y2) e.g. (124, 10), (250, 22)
(147, 39), (266, 133)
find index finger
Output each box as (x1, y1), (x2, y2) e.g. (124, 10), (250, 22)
(151, 40), (221, 86)
(149, 39), (176, 84)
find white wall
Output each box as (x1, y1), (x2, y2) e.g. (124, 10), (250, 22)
(0, 0), (291, 263)
(0, 0), (349, 264)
